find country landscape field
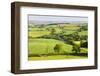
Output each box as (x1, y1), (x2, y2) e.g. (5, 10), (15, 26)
(28, 15), (88, 61)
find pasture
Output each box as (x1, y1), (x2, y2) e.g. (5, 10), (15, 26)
(28, 23), (88, 61)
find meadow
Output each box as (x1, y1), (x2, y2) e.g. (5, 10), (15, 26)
(28, 23), (88, 61)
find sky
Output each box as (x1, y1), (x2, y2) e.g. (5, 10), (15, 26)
(28, 15), (88, 25)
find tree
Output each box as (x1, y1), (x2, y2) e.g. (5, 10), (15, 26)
(54, 44), (63, 54)
(80, 25), (87, 31)
(50, 28), (56, 35)
(46, 28), (50, 31)
(80, 40), (88, 48)
(72, 42), (81, 54)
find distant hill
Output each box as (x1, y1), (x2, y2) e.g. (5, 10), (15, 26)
(29, 20), (87, 25)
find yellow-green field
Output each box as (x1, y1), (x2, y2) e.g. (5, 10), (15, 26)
(28, 55), (87, 61)
(28, 24), (88, 61)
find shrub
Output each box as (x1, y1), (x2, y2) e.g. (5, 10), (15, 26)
(54, 44), (63, 54)
(50, 28), (56, 35)
(80, 40), (88, 48)
(72, 41), (81, 53)
(80, 35), (88, 40)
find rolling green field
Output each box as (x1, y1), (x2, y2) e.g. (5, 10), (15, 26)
(28, 23), (88, 61)
(28, 39), (72, 55)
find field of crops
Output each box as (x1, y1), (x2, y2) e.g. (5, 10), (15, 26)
(28, 23), (88, 61)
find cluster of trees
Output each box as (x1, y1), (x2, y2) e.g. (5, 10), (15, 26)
(77, 24), (87, 32)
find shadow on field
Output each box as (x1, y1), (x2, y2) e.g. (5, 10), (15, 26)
(69, 53), (88, 57)
(28, 53), (88, 57)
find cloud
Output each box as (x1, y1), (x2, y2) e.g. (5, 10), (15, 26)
(29, 15), (88, 25)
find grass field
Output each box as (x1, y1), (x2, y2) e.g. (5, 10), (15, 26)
(28, 38), (72, 55)
(28, 38), (87, 60)
(28, 23), (88, 61)
(28, 55), (87, 61)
